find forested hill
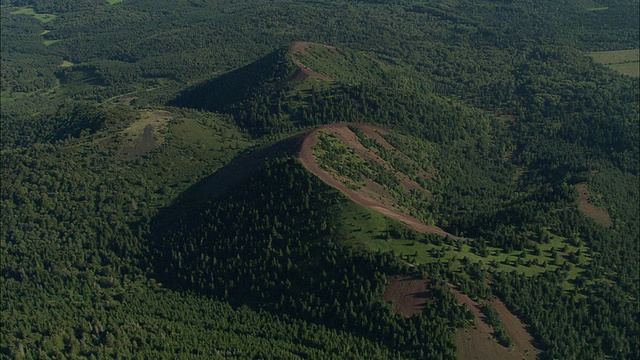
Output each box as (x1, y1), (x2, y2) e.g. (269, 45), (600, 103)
(149, 156), (465, 358)
(2, 0), (639, 358)
(168, 48), (296, 115)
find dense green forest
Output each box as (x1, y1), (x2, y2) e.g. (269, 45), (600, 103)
(2, 0), (638, 358)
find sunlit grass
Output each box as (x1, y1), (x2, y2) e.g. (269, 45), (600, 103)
(589, 49), (639, 77)
(11, 7), (57, 23)
(336, 199), (591, 290)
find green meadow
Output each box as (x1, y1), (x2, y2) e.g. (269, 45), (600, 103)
(10, 7), (57, 23)
(337, 200), (592, 290)
(589, 49), (639, 77)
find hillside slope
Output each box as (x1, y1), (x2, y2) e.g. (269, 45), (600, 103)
(298, 123), (454, 237)
(2, 0), (638, 358)
(148, 155), (465, 359)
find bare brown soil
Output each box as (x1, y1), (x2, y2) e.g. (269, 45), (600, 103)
(382, 275), (430, 317)
(297, 123), (455, 238)
(449, 286), (540, 360)
(289, 42), (335, 82)
(491, 298), (540, 359)
(574, 183), (612, 227)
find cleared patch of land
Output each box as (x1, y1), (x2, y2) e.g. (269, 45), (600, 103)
(119, 109), (174, 159)
(122, 109), (173, 143)
(351, 219), (591, 290)
(574, 183), (612, 227)
(450, 286), (540, 360)
(490, 298), (540, 359)
(10, 7), (57, 23)
(382, 275), (430, 317)
(606, 62), (639, 77)
(381, 275), (541, 358)
(120, 124), (157, 160)
(588, 49), (639, 77)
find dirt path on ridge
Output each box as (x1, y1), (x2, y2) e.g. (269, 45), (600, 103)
(289, 42), (335, 82)
(297, 123), (455, 238)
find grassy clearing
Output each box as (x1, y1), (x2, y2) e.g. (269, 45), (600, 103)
(107, 0), (124, 4)
(40, 29), (60, 46)
(108, 109), (252, 202)
(337, 200), (592, 290)
(10, 7), (36, 15)
(606, 62), (639, 77)
(586, 7), (608, 11)
(44, 39), (60, 46)
(10, 7), (57, 23)
(120, 110), (174, 146)
(34, 13), (56, 24)
(589, 49), (639, 77)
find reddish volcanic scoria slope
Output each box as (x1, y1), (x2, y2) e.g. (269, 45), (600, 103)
(574, 183), (612, 227)
(382, 275), (431, 317)
(449, 286), (540, 360)
(297, 122), (455, 238)
(289, 42), (335, 82)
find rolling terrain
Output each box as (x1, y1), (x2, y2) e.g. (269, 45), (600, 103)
(2, 0), (639, 359)
(295, 120), (545, 357)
